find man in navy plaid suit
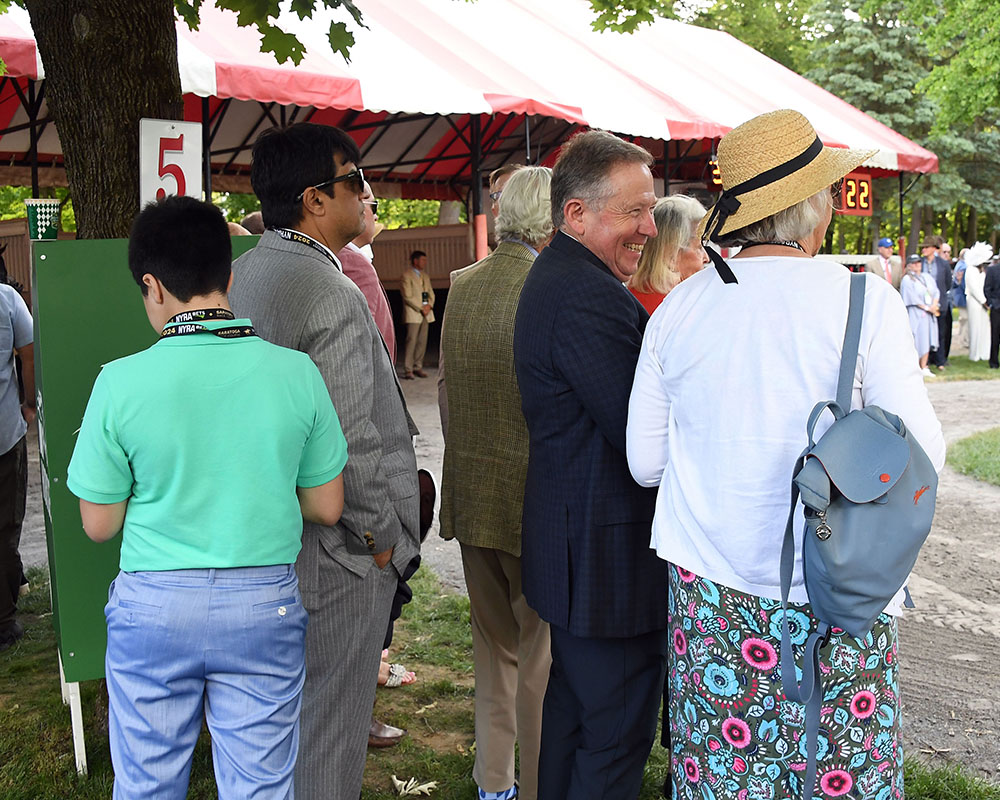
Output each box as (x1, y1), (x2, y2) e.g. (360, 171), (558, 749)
(513, 131), (669, 799)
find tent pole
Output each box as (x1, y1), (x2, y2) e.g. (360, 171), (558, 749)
(525, 116), (531, 164)
(471, 115), (487, 260)
(662, 143), (670, 196)
(28, 81), (39, 197)
(202, 97), (212, 199)
(898, 172), (903, 243)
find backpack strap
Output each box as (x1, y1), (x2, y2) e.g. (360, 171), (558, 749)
(836, 273), (866, 412)
(778, 271), (866, 800)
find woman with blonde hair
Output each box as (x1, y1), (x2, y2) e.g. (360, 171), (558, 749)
(628, 195), (709, 314)
(627, 110), (944, 800)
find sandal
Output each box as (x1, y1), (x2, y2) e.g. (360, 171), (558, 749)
(382, 662), (416, 688)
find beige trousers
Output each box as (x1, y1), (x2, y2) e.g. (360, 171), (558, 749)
(404, 320), (429, 372)
(460, 542), (551, 800)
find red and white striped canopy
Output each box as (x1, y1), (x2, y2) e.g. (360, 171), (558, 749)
(0, 0), (938, 194)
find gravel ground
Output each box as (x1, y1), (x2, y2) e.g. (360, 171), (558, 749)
(18, 368), (1000, 780)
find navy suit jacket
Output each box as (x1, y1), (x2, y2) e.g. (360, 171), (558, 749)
(984, 264), (1000, 309)
(513, 231), (667, 639)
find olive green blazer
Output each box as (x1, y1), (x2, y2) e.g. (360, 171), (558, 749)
(438, 241), (535, 555)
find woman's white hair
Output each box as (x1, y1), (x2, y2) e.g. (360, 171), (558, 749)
(718, 189), (831, 248)
(495, 166), (554, 247)
(631, 195), (706, 294)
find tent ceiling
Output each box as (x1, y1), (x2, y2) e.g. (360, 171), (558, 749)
(0, 0), (938, 198)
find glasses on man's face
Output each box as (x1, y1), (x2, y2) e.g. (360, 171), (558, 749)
(296, 168), (365, 202)
(489, 190), (502, 202)
(363, 199), (378, 215)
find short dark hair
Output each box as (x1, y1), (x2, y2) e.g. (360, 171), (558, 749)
(128, 196), (231, 302)
(550, 131), (653, 229)
(489, 163), (522, 188)
(250, 123), (361, 230)
(410, 250), (427, 264)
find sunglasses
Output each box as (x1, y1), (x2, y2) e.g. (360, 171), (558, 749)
(831, 178), (844, 211)
(296, 168), (365, 202)
(363, 199), (379, 215)
(489, 190), (502, 202)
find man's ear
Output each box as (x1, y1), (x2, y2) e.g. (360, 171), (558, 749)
(300, 187), (326, 219)
(141, 273), (165, 305)
(563, 199), (587, 236)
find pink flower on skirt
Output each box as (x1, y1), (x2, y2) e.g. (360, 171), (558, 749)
(721, 717), (752, 749)
(819, 769), (853, 796)
(740, 637), (778, 671)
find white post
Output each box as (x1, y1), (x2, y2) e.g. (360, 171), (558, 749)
(58, 650), (88, 775)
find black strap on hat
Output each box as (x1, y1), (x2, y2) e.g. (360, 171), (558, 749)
(703, 136), (825, 285)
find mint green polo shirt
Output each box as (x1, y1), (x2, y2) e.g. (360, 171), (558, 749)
(67, 319), (347, 571)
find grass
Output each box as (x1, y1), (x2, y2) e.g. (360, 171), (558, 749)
(3, 566), (999, 799)
(948, 427), (1000, 486)
(925, 355), (1000, 382)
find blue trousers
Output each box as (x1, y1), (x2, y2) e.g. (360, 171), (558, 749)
(105, 565), (307, 800)
(537, 625), (667, 800)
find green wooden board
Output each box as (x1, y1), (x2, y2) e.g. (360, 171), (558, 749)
(32, 235), (260, 683)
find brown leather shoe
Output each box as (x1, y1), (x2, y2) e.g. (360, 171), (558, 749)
(402, 371), (415, 380)
(413, 369), (429, 378)
(368, 717), (406, 748)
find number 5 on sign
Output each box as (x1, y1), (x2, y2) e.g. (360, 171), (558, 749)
(139, 119), (202, 207)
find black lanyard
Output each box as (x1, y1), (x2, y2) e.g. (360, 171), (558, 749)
(160, 308), (256, 340)
(272, 228), (340, 269)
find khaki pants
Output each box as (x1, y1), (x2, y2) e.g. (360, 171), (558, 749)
(460, 542), (551, 800)
(404, 320), (428, 372)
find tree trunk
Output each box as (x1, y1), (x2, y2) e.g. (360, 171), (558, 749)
(968, 204), (978, 241)
(24, 0), (183, 238)
(991, 213), (998, 251)
(437, 201), (461, 225)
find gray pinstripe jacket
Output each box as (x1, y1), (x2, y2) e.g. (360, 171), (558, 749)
(230, 230), (420, 584)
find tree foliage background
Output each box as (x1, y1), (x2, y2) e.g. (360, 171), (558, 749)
(0, 0), (996, 250)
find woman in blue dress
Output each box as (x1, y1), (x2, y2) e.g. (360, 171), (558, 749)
(900, 253), (940, 376)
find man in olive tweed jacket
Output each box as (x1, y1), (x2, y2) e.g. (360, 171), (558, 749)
(439, 167), (553, 800)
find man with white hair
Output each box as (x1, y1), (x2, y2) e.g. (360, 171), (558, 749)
(338, 180), (396, 363)
(514, 131), (667, 799)
(439, 166), (554, 800)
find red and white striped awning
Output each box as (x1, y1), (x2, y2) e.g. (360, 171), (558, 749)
(0, 0), (938, 193)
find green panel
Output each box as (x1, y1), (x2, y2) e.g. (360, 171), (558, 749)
(33, 235), (260, 683)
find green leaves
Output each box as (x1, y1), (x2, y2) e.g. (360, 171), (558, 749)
(586, 0), (677, 32)
(177, 0), (366, 65)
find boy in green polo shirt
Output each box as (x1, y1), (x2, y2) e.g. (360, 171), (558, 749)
(68, 196), (346, 799)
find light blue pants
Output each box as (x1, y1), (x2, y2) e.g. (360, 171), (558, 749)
(104, 565), (307, 800)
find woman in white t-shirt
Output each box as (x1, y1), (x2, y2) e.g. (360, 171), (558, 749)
(626, 110), (945, 800)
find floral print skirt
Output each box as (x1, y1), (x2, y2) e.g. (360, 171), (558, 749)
(667, 564), (903, 800)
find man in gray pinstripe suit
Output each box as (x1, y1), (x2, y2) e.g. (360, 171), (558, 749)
(230, 123), (420, 800)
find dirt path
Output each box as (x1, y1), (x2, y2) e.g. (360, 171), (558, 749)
(18, 376), (1000, 779)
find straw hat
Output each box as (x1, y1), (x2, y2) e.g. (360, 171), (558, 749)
(698, 109), (877, 241)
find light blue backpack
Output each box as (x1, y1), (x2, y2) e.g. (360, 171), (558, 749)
(779, 272), (938, 800)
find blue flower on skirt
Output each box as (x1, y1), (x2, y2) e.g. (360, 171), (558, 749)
(704, 663), (740, 697)
(768, 609), (810, 645)
(798, 731), (830, 760)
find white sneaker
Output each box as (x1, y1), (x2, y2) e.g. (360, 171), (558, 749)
(921, 367), (934, 377)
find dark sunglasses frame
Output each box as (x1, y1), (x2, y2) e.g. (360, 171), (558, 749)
(363, 199), (378, 215)
(296, 168), (365, 202)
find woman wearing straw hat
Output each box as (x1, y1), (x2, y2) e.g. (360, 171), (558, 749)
(626, 110), (945, 800)
(628, 195), (710, 315)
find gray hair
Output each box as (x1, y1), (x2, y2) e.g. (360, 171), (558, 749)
(630, 195), (706, 294)
(717, 189), (830, 248)
(495, 166), (554, 247)
(551, 130), (654, 229)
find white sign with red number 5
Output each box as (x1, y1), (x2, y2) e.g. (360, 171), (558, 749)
(139, 119), (203, 208)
